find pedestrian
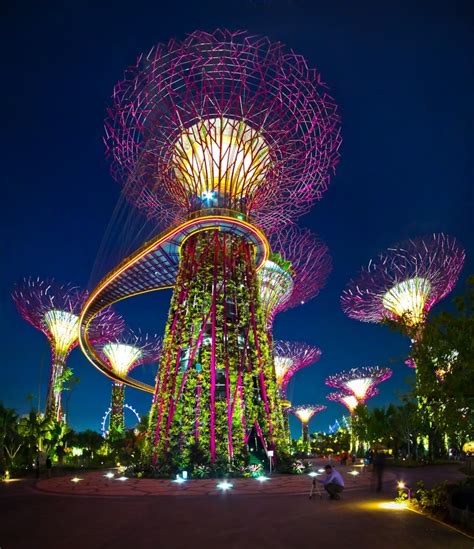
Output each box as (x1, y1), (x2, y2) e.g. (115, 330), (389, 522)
(319, 464), (345, 500)
(372, 451), (386, 492)
(46, 456), (52, 478)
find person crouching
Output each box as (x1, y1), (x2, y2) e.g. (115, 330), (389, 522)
(320, 464), (345, 500)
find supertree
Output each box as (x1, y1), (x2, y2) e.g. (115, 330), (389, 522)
(325, 367), (392, 401)
(97, 330), (162, 437)
(326, 367), (391, 452)
(341, 234), (465, 367)
(273, 340), (321, 403)
(290, 405), (326, 444)
(259, 226), (332, 333)
(326, 388), (380, 415)
(89, 29), (341, 466)
(13, 278), (124, 421)
(274, 340), (321, 442)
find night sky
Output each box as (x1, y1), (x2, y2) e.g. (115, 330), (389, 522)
(2, 0), (473, 437)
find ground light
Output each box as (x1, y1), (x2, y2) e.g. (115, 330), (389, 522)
(308, 472), (320, 477)
(216, 481), (233, 491)
(173, 475), (187, 484)
(358, 501), (408, 511)
(378, 502), (408, 511)
(256, 476), (270, 483)
(104, 472), (114, 479)
(348, 470), (360, 476)
(117, 476), (128, 481)
(71, 477), (82, 483)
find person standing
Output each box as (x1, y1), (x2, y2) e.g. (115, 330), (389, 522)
(320, 464), (345, 500)
(373, 451), (386, 492)
(45, 456), (52, 478)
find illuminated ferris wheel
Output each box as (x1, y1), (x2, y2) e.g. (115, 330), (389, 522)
(100, 403), (140, 438)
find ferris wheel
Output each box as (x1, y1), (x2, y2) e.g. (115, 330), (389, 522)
(100, 404), (141, 438)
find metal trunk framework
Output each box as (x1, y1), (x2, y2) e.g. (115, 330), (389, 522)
(149, 230), (286, 464)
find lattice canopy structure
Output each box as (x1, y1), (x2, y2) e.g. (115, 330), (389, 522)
(97, 330), (162, 436)
(259, 226), (332, 329)
(105, 29), (341, 232)
(13, 278), (123, 421)
(325, 367), (392, 403)
(341, 234), (465, 328)
(326, 389), (379, 414)
(273, 340), (321, 399)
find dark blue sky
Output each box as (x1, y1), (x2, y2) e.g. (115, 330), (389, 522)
(2, 0), (473, 437)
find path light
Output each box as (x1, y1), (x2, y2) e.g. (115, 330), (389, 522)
(308, 472), (320, 477)
(117, 476), (128, 481)
(104, 472), (114, 479)
(256, 476), (270, 483)
(173, 475), (186, 484)
(71, 477), (82, 483)
(217, 481), (233, 491)
(348, 470), (359, 476)
(397, 481), (412, 500)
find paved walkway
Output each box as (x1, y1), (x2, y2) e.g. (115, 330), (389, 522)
(1, 473), (472, 548)
(35, 465), (393, 497)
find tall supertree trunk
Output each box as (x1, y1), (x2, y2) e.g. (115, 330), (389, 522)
(302, 423), (309, 445)
(45, 354), (66, 422)
(148, 230), (287, 466)
(109, 382), (125, 437)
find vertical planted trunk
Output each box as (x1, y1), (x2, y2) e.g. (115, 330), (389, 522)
(148, 230), (287, 468)
(45, 355), (66, 422)
(109, 382), (126, 437)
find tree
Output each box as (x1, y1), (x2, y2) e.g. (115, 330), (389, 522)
(0, 404), (22, 470)
(411, 276), (474, 458)
(17, 411), (55, 459)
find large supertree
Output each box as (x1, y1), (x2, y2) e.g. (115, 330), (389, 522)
(259, 226), (332, 333)
(13, 278), (124, 421)
(341, 234), (465, 367)
(97, 331), (162, 437)
(290, 405), (326, 445)
(102, 29), (341, 465)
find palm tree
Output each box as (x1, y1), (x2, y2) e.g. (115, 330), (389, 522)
(0, 404), (21, 470)
(17, 411), (55, 459)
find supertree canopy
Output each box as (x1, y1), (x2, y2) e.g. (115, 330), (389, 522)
(273, 340), (321, 402)
(290, 405), (326, 443)
(81, 29), (341, 468)
(326, 389), (379, 414)
(97, 330), (162, 437)
(105, 29), (341, 232)
(341, 234), (465, 329)
(13, 278), (124, 421)
(259, 227), (332, 330)
(325, 367), (392, 403)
